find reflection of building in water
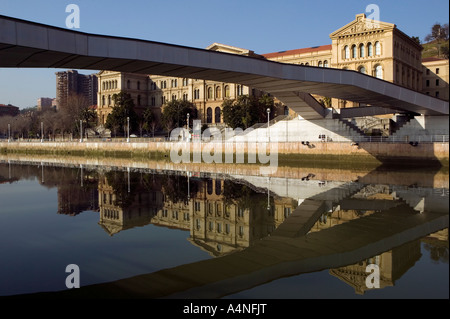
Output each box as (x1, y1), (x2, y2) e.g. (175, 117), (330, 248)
(305, 186), (424, 294)
(57, 186), (98, 216)
(98, 174), (164, 235)
(329, 240), (421, 295)
(421, 228), (449, 264)
(187, 179), (297, 257)
(97, 174), (297, 256)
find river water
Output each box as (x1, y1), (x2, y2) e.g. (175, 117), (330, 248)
(0, 159), (448, 300)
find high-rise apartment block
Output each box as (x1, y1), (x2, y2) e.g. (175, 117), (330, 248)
(55, 70), (98, 109)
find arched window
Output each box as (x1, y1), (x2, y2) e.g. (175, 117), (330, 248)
(224, 85), (230, 98)
(102, 95), (105, 106)
(102, 82), (105, 90)
(108, 95), (111, 105)
(358, 66), (366, 74)
(237, 85), (243, 96)
(367, 42), (373, 57)
(214, 107), (221, 123)
(215, 86), (221, 99)
(344, 45), (350, 59)
(323, 60), (329, 67)
(137, 95), (141, 106)
(206, 107), (212, 123)
(137, 81), (141, 90)
(215, 180), (221, 195)
(318, 61), (323, 67)
(359, 44), (365, 58)
(207, 87), (213, 99)
(115, 80), (117, 89)
(375, 41), (381, 55)
(304, 62), (310, 66)
(207, 179), (213, 195)
(284, 105), (289, 116)
(351, 45), (357, 58)
(375, 65), (383, 79)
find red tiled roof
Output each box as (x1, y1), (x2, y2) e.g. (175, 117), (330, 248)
(0, 104), (18, 108)
(422, 57), (448, 62)
(262, 44), (332, 59)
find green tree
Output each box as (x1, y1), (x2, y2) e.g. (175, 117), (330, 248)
(161, 100), (196, 135)
(222, 94), (275, 129)
(105, 92), (138, 137)
(141, 107), (158, 137)
(411, 36), (421, 45)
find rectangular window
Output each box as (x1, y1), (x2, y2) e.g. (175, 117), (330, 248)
(284, 207), (291, 218)
(436, 79), (440, 86)
(436, 68), (440, 74)
(426, 80), (430, 87)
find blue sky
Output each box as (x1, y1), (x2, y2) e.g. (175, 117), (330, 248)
(0, 0), (448, 108)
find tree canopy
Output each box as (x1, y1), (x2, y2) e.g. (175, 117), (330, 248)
(105, 92), (138, 136)
(221, 94), (275, 129)
(161, 99), (197, 133)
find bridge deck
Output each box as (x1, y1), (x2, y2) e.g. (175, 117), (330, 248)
(0, 15), (448, 118)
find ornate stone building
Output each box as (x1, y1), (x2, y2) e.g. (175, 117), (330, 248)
(95, 13), (448, 129)
(422, 57), (449, 101)
(96, 71), (150, 125)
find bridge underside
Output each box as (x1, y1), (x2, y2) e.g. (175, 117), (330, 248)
(0, 15), (448, 119)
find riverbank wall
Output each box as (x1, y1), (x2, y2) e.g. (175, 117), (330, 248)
(1, 140), (448, 165)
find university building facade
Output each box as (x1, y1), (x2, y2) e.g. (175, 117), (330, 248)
(95, 13), (449, 129)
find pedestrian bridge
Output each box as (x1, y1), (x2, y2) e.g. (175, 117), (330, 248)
(0, 15), (448, 119)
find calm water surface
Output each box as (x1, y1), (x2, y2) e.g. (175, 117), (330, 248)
(0, 160), (448, 299)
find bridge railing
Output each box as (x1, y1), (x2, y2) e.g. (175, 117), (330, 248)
(2, 135), (448, 144)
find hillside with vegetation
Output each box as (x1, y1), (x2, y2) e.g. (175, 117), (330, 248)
(421, 23), (449, 59)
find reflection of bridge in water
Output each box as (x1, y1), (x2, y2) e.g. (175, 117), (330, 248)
(2, 156), (447, 299)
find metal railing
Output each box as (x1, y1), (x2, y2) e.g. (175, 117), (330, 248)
(2, 134), (448, 144)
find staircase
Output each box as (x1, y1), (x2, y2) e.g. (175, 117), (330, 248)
(390, 114), (413, 135)
(338, 118), (367, 136)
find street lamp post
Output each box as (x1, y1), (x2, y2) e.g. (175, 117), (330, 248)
(186, 113), (190, 141)
(79, 120), (82, 142)
(127, 117), (130, 143)
(266, 108), (271, 142)
(40, 122), (43, 143)
(7, 123), (10, 143)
